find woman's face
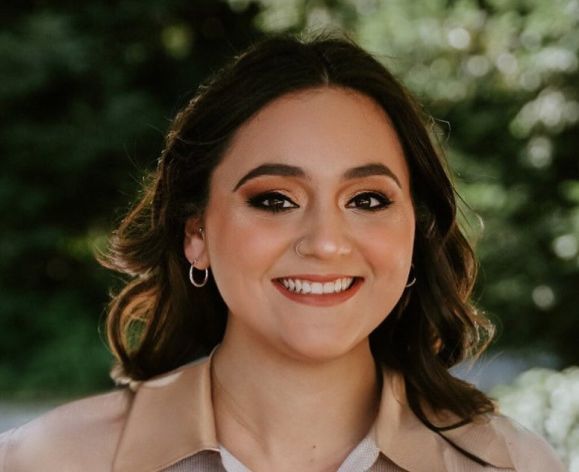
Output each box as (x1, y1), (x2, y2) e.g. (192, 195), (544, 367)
(185, 87), (415, 362)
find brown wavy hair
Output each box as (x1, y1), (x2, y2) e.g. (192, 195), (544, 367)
(101, 32), (495, 458)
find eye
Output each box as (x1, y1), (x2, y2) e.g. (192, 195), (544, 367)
(246, 191), (298, 213)
(246, 191), (391, 213)
(346, 192), (392, 211)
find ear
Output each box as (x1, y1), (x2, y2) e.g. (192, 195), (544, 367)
(184, 217), (209, 268)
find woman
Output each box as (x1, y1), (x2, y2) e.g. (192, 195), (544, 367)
(0, 34), (564, 471)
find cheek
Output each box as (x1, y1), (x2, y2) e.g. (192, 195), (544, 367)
(205, 200), (288, 288)
(361, 223), (414, 326)
(359, 211), (415, 272)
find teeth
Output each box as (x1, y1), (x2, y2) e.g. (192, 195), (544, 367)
(279, 277), (354, 294)
(311, 282), (323, 294)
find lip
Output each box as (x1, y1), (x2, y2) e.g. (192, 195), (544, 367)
(272, 276), (363, 307)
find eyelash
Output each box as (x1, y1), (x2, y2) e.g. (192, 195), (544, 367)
(246, 191), (393, 214)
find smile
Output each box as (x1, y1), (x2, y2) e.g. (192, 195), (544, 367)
(272, 275), (363, 307)
(280, 277), (354, 294)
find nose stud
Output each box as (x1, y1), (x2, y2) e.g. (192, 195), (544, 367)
(294, 239), (351, 257)
(295, 239), (306, 257)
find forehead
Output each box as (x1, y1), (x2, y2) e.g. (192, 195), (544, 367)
(214, 86), (410, 187)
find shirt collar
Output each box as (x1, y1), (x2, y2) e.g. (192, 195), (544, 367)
(113, 352), (515, 472)
(373, 368), (515, 471)
(113, 356), (219, 472)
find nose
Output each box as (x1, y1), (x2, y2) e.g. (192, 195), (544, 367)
(295, 206), (353, 260)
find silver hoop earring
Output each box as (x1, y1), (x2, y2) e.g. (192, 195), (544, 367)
(189, 263), (209, 288)
(405, 264), (416, 288)
(188, 227), (208, 287)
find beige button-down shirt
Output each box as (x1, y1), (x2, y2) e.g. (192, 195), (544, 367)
(0, 353), (565, 471)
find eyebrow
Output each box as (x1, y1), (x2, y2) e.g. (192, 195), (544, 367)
(233, 162), (402, 191)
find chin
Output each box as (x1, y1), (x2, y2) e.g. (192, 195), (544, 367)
(279, 332), (367, 364)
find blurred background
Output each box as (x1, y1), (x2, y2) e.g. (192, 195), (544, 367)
(1, 0), (578, 424)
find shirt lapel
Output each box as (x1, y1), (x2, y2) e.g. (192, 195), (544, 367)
(373, 367), (515, 471)
(113, 355), (219, 472)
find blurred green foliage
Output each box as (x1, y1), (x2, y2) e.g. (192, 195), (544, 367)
(0, 0), (262, 398)
(0, 0), (577, 397)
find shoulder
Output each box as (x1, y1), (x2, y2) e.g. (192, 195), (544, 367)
(0, 389), (132, 472)
(486, 413), (565, 471)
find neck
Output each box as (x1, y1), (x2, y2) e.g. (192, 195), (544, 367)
(211, 324), (380, 471)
